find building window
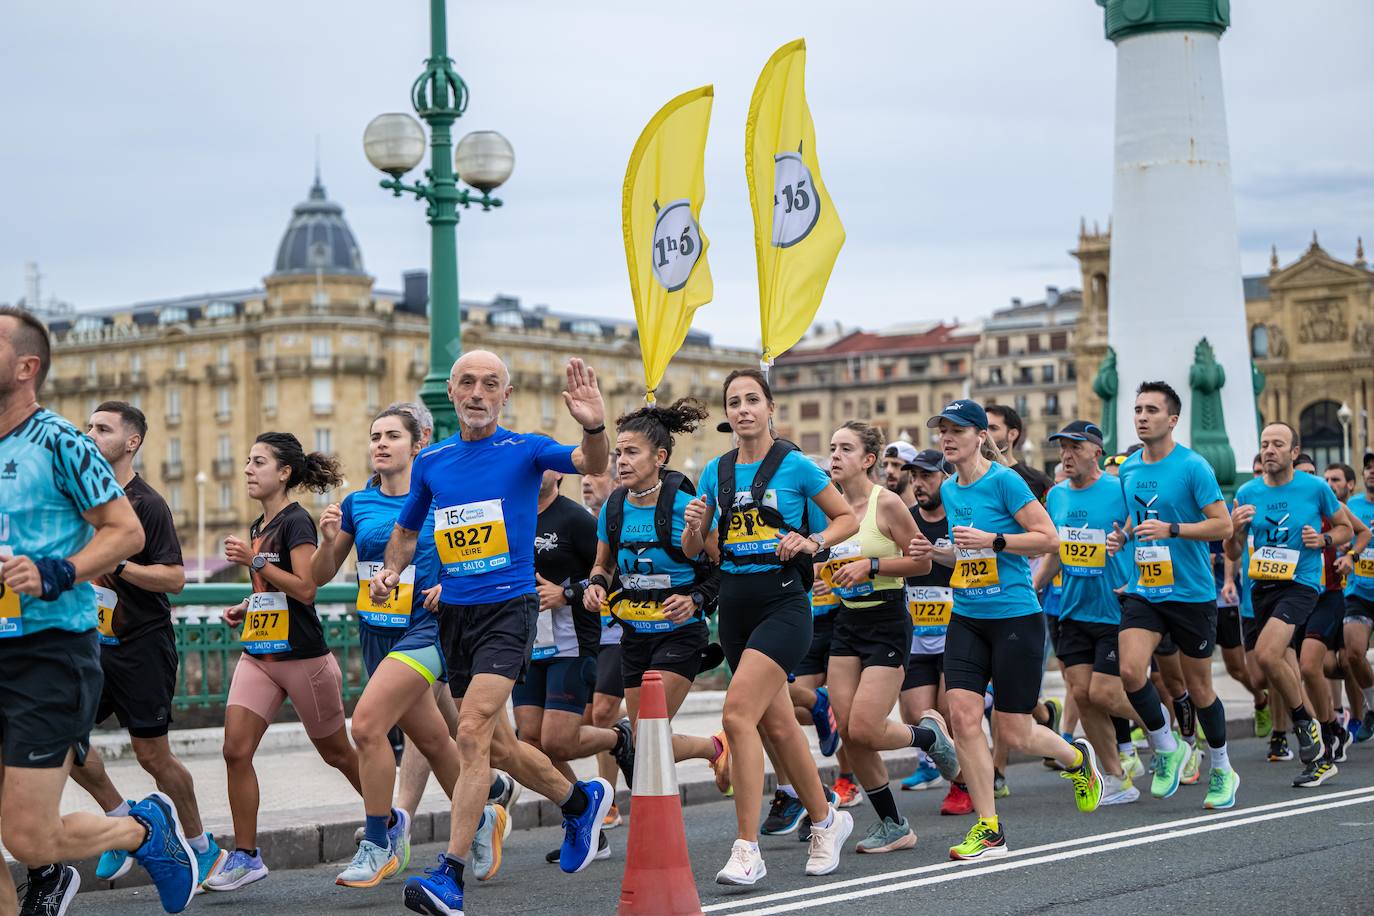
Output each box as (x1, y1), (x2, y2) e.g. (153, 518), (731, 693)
(875, 398), (886, 415)
(312, 335), (332, 360)
(261, 336), (275, 359)
(263, 380), (277, 413)
(1018, 366), (1033, 385)
(130, 353), (142, 374)
(167, 437), (181, 465)
(217, 344), (230, 366)
(1045, 394), (1061, 416)
(217, 435), (232, 462)
(906, 358), (927, 376)
(1014, 396), (1029, 416)
(897, 394), (921, 413)
(366, 378), (379, 413)
(1042, 365), (1055, 383)
(858, 399), (871, 420)
(315, 428), (332, 454)
(1250, 324), (1269, 358)
(216, 387), (231, 421)
(1066, 362), (1077, 380)
(989, 367), (1004, 385)
(167, 387), (181, 422)
(778, 404), (790, 421)
(1028, 335), (1042, 354)
(130, 394), (142, 411)
(801, 432), (821, 453)
(1050, 332), (1068, 351)
(996, 338), (1009, 357)
(86, 397), (99, 418)
(86, 358), (98, 381)
(174, 348), (186, 370)
(219, 483), (232, 509)
(945, 359), (963, 375)
(880, 364), (895, 380)
(311, 378), (334, 413)
(169, 485), (182, 512)
(541, 395), (555, 427)
(800, 401), (820, 420)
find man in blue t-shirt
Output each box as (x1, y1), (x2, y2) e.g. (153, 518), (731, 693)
(374, 350), (614, 912)
(1342, 453), (1374, 741)
(1227, 423), (1350, 786)
(1105, 381), (1236, 809)
(0, 307), (197, 913)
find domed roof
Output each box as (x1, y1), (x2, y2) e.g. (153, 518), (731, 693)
(271, 173), (365, 276)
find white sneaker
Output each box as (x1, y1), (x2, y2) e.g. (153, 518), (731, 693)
(1099, 773), (1141, 806)
(1120, 749), (1146, 780)
(804, 806), (853, 876)
(715, 839), (766, 886)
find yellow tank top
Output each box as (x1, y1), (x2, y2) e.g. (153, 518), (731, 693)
(821, 484), (904, 608)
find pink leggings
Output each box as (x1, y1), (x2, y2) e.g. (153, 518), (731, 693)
(226, 652), (346, 738)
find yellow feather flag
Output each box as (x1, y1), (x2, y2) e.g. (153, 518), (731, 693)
(746, 38), (845, 367)
(622, 85), (715, 405)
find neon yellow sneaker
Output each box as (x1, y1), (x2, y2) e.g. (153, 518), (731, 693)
(1203, 767), (1239, 809)
(948, 818), (1007, 861)
(1179, 741), (1203, 786)
(1061, 739), (1103, 813)
(1120, 748), (1146, 780)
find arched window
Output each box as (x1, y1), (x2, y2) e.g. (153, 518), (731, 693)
(1299, 400), (1343, 470)
(1250, 324), (1269, 359)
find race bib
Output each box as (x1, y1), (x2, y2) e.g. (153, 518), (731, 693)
(725, 504), (781, 557)
(94, 584), (119, 646)
(1059, 527), (1107, 577)
(951, 548), (999, 590)
(1135, 545), (1175, 591)
(1249, 545), (1299, 582)
(241, 591), (290, 655)
(356, 562), (415, 628)
(821, 543), (873, 600)
(599, 596), (614, 629)
(614, 597), (674, 633)
(621, 572), (672, 591)
(434, 500), (511, 576)
(907, 585), (953, 630)
(0, 547), (20, 638)
(811, 589), (840, 616)
(1354, 548), (1374, 579)
(533, 606), (558, 660)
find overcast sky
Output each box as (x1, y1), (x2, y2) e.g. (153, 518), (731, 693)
(2, 1), (1370, 351)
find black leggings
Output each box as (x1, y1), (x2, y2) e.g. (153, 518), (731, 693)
(718, 570), (813, 674)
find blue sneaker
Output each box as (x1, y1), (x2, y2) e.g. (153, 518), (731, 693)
(559, 778), (612, 874)
(96, 800), (139, 881)
(760, 790), (806, 835)
(388, 807), (412, 873)
(203, 847), (268, 892)
(900, 758), (944, 791)
(195, 834), (227, 889)
(404, 855), (464, 915)
(128, 792), (196, 913)
(918, 710), (960, 782)
(1357, 710), (1374, 743)
(812, 687), (840, 757)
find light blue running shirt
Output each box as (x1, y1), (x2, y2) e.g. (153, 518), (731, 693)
(697, 449), (831, 576)
(1234, 471), (1340, 594)
(941, 461), (1040, 620)
(1046, 474), (1129, 625)
(1119, 444), (1224, 604)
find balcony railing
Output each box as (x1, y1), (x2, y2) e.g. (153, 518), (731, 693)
(162, 460), (184, 481)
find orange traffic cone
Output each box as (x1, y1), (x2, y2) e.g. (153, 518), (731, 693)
(617, 670), (703, 916)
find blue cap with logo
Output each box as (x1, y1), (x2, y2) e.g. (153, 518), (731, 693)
(926, 399), (988, 431)
(904, 448), (954, 475)
(1048, 419), (1105, 449)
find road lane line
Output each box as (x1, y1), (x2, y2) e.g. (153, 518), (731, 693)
(703, 784), (1374, 913)
(722, 791), (1374, 915)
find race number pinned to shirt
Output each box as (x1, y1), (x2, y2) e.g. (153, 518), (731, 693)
(811, 589), (840, 616)
(356, 562), (414, 628)
(615, 573), (675, 633)
(533, 605), (558, 660)
(907, 585), (953, 631)
(820, 543), (873, 600)
(1135, 545), (1175, 592)
(434, 499), (511, 576)
(651, 200), (704, 293)
(94, 584), (119, 646)
(1249, 546), (1299, 582)
(951, 548), (999, 591)
(0, 546), (20, 639)
(1058, 527), (1107, 577)
(241, 591), (290, 655)
(725, 493), (781, 557)
(1354, 548), (1374, 580)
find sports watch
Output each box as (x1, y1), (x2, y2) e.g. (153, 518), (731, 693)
(250, 554), (267, 572)
(992, 533), (1007, 553)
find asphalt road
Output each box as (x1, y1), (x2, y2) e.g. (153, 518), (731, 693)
(79, 735), (1374, 915)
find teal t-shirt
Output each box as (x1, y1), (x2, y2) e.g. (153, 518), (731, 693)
(1346, 492), (1374, 601)
(697, 449), (830, 576)
(1235, 472), (1340, 593)
(1119, 444), (1224, 604)
(941, 461), (1040, 619)
(597, 488), (704, 634)
(1047, 474), (1128, 625)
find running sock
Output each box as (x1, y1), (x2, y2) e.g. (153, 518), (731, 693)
(778, 783), (798, 799)
(907, 725), (936, 751)
(189, 833), (210, 855)
(442, 854), (465, 884)
(1291, 705), (1312, 726)
(106, 800), (131, 818)
(1147, 722), (1178, 754)
(1112, 716), (1134, 746)
(813, 809), (835, 829)
(978, 815), (999, 832)
(1363, 686), (1374, 709)
(744, 840), (760, 853)
(1196, 697), (1228, 748)
(1172, 691), (1196, 739)
(1126, 682), (1169, 732)
(364, 814), (389, 847)
(559, 783), (589, 817)
(866, 783), (900, 823)
(1210, 742), (1230, 772)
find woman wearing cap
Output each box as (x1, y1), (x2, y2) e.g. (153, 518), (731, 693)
(683, 369), (858, 885)
(819, 421), (957, 855)
(909, 400), (1103, 862)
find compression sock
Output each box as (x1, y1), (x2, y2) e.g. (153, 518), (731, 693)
(907, 725), (937, 751)
(1126, 682), (1169, 732)
(1197, 697), (1229, 750)
(1173, 691), (1196, 740)
(866, 783), (900, 823)
(1112, 716), (1134, 747)
(559, 783), (589, 817)
(364, 814), (389, 847)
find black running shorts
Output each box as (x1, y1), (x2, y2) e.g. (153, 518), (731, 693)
(1119, 594), (1217, 659)
(0, 628), (102, 768)
(944, 612), (1045, 714)
(717, 571), (812, 675)
(96, 626), (179, 738)
(438, 594), (539, 698)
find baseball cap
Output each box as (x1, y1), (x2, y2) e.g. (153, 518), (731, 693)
(905, 448), (953, 475)
(926, 400), (988, 430)
(1048, 419), (1105, 449)
(1364, 451), (1374, 468)
(884, 442), (919, 465)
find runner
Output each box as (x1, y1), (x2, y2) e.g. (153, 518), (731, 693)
(0, 307), (197, 916)
(1039, 420), (1140, 805)
(374, 352), (613, 916)
(1342, 452), (1374, 741)
(819, 422), (957, 854)
(206, 433), (362, 891)
(683, 368), (859, 885)
(913, 399), (1102, 863)
(1106, 382), (1237, 808)
(1227, 422), (1349, 787)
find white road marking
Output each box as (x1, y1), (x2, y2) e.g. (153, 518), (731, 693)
(705, 785), (1374, 914)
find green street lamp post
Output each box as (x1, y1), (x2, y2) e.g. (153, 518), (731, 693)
(363, 0), (514, 441)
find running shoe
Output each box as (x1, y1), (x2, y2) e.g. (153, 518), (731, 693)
(1295, 719), (1324, 764)
(1203, 767), (1240, 809)
(940, 782), (973, 816)
(1357, 710), (1374, 744)
(491, 770), (521, 810)
(603, 804), (622, 829)
(18, 864), (79, 916)
(900, 758), (944, 792)
(812, 686), (840, 757)
(389, 807), (412, 873)
(919, 710), (960, 781)
(831, 776), (864, 809)
(1267, 733), (1293, 762)
(1120, 748), (1146, 780)
(403, 855), (462, 915)
(761, 790), (806, 834)
(797, 790), (840, 843)
(1254, 701), (1273, 738)
(715, 839), (766, 886)
(1150, 739), (1189, 799)
(1131, 726), (1148, 749)
(1330, 726), (1349, 763)
(1043, 697), (1064, 734)
(993, 770), (1010, 799)
(195, 835), (227, 890)
(1293, 758), (1337, 788)
(949, 818), (1007, 861)
(804, 807), (854, 876)
(472, 804), (507, 882)
(855, 816), (917, 854)
(545, 832), (609, 864)
(336, 839), (398, 888)
(559, 777), (613, 874)
(710, 730), (732, 794)
(1099, 773), (1140, 806)
(204, 847), (268, 892)
(95, 799), (139, 881)
(1180, 741), (1203, 786)
(611, 717), (636, 790)
(1063, 738), (1103, 813)
(128, 791), (197, 913)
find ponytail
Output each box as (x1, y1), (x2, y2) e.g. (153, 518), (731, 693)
(254, 432), (345, 494)
(615, 397), (709, 466)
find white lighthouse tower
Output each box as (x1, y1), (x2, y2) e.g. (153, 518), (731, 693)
(1096, 0), (1256, 483)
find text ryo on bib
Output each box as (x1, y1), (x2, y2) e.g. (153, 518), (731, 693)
(241, 591), (290, 655)
(356, 561), (415, 628)
(1058, 527), (1107, 577)
(94, 584), (119, 646)
(434, 499), (511, 576)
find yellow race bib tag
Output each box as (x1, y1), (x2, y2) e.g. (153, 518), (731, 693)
(1058, 527), (1107, 577)
(725, 504), (782, 557)
(821, 543), (873, 600)
(241, 591), (290, 655)
(434, 500), (511, 576)
(599, 597), (614, 628)
(615, 598), (672, 633)
(951, 548), (999, 590)
(356, 562), (415, 628)
(1249, 545), (1299, 582)
(811, 589), (840, 616)
(94, 584), (119, 646)
(907, 585), (953, 630)
(1355, 549), (1374, 580)
(1135, 545), (1175, 592)
(0, 547), (21, 639)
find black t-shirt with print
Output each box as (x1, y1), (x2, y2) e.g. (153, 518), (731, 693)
(100, 475), (184, 643)
(535, 494), (600, 657)
(248, 502), (326, 660)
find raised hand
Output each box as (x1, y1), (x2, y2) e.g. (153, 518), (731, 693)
(562, 358), (605, 430)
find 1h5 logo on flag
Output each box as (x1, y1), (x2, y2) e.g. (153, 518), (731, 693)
(650, 199), (703, 293)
